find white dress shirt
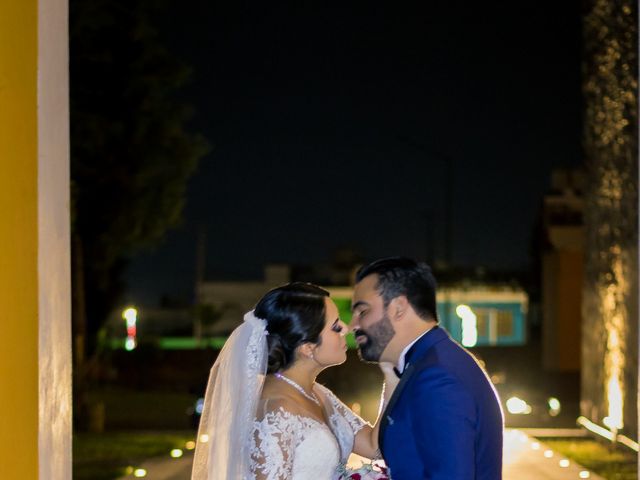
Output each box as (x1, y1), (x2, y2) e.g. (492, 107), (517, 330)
(396, 327), (434, 373)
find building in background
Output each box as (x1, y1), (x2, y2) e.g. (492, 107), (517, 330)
(110, 262), (528, 350)
(541, 169), (585, 372)
(329, 279), (528, 348)
(197, 263), (528, 348)
(196, 264), (291, 334)
(106, 265), (292, 347)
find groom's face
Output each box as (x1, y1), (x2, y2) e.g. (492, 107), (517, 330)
(351, 274), (396, 363)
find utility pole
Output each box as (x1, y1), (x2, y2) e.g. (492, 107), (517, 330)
(398, 135), (454, 268)
(443, 153), (453, 268)
(194, 226), (206, 342)
(423, 209), (436, 265)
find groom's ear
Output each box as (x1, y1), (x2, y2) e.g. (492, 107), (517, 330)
(389, 295), (409, 322)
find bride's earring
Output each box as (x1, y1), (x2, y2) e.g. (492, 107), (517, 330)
(300, 343), (317, 362)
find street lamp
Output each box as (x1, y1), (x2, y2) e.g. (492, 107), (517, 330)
(122, 307), (138, 351)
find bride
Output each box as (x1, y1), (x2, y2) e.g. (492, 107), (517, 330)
(191, 282), (398, 480)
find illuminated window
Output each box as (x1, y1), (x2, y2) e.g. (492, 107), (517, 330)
(469, 307), (515, 344)
(475, 310), (489, 336)
(497, 311), (514, 336)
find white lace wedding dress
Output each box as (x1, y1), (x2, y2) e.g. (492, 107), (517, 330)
(249, 383), (369, 480)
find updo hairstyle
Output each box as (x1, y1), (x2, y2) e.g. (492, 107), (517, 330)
(254, 282), (329, 374)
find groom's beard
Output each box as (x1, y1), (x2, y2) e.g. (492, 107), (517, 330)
(354, 312), (395, 363)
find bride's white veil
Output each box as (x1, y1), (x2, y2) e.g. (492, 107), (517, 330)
(191, 310), (268, 480)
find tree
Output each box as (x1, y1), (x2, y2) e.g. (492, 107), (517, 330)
(69, 0), (209, 372)
(581, 0), (638, 439)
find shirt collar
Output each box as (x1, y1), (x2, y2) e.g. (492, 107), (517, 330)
(396, 327), (433, 373)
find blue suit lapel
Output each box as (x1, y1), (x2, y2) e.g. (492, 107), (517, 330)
(404, 325), (448, 368)
(378, 326), (449, 455)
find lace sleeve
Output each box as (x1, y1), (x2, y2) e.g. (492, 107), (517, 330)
(250, 402), (299, 480)
(315, 384), (371, 435)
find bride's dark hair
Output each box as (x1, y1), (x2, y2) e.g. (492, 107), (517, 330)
(254, 282), (330, 374)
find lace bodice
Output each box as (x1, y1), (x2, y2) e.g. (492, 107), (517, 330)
(249, 384), (369, 480)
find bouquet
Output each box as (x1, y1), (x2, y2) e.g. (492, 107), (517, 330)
(336, 460), (390, 480)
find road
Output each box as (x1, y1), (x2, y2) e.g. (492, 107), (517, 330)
(120, 429), (604, 480)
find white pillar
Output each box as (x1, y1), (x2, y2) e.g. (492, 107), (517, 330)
(38, 0), (72, 478)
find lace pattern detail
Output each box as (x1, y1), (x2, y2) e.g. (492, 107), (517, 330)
(191, 311), (268, 480)
(314, 384), (371, 462)
(250, 407), (339, 480)
(240, 314), (268, 464)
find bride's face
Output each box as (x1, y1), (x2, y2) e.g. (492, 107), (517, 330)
(312, 297), (349, 367)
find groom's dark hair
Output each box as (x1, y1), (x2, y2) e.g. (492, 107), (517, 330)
(355, 257), (439, 323)
(255, 282), (330, 374)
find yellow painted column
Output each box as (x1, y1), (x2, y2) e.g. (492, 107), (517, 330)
(0, 0), (39, 478)
(0, 0), (71, 478)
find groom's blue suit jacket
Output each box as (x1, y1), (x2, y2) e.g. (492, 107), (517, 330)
(379, 326), (503, 480)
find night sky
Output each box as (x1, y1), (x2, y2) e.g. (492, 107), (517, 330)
(127, 2), (583, 305)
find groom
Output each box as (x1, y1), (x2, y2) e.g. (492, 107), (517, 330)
(351, 257), (503, 479)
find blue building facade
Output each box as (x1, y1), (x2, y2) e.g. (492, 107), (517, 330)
(330, 286), (528, 347)
(436, 288), (527, 346)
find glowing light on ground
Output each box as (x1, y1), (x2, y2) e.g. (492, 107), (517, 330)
(185, 441), (196, 450)
(506, 396), (532, 415)
(547, 397), (561, 416)
(170, 449), (183, 458)
(133, 468), (147, 477)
